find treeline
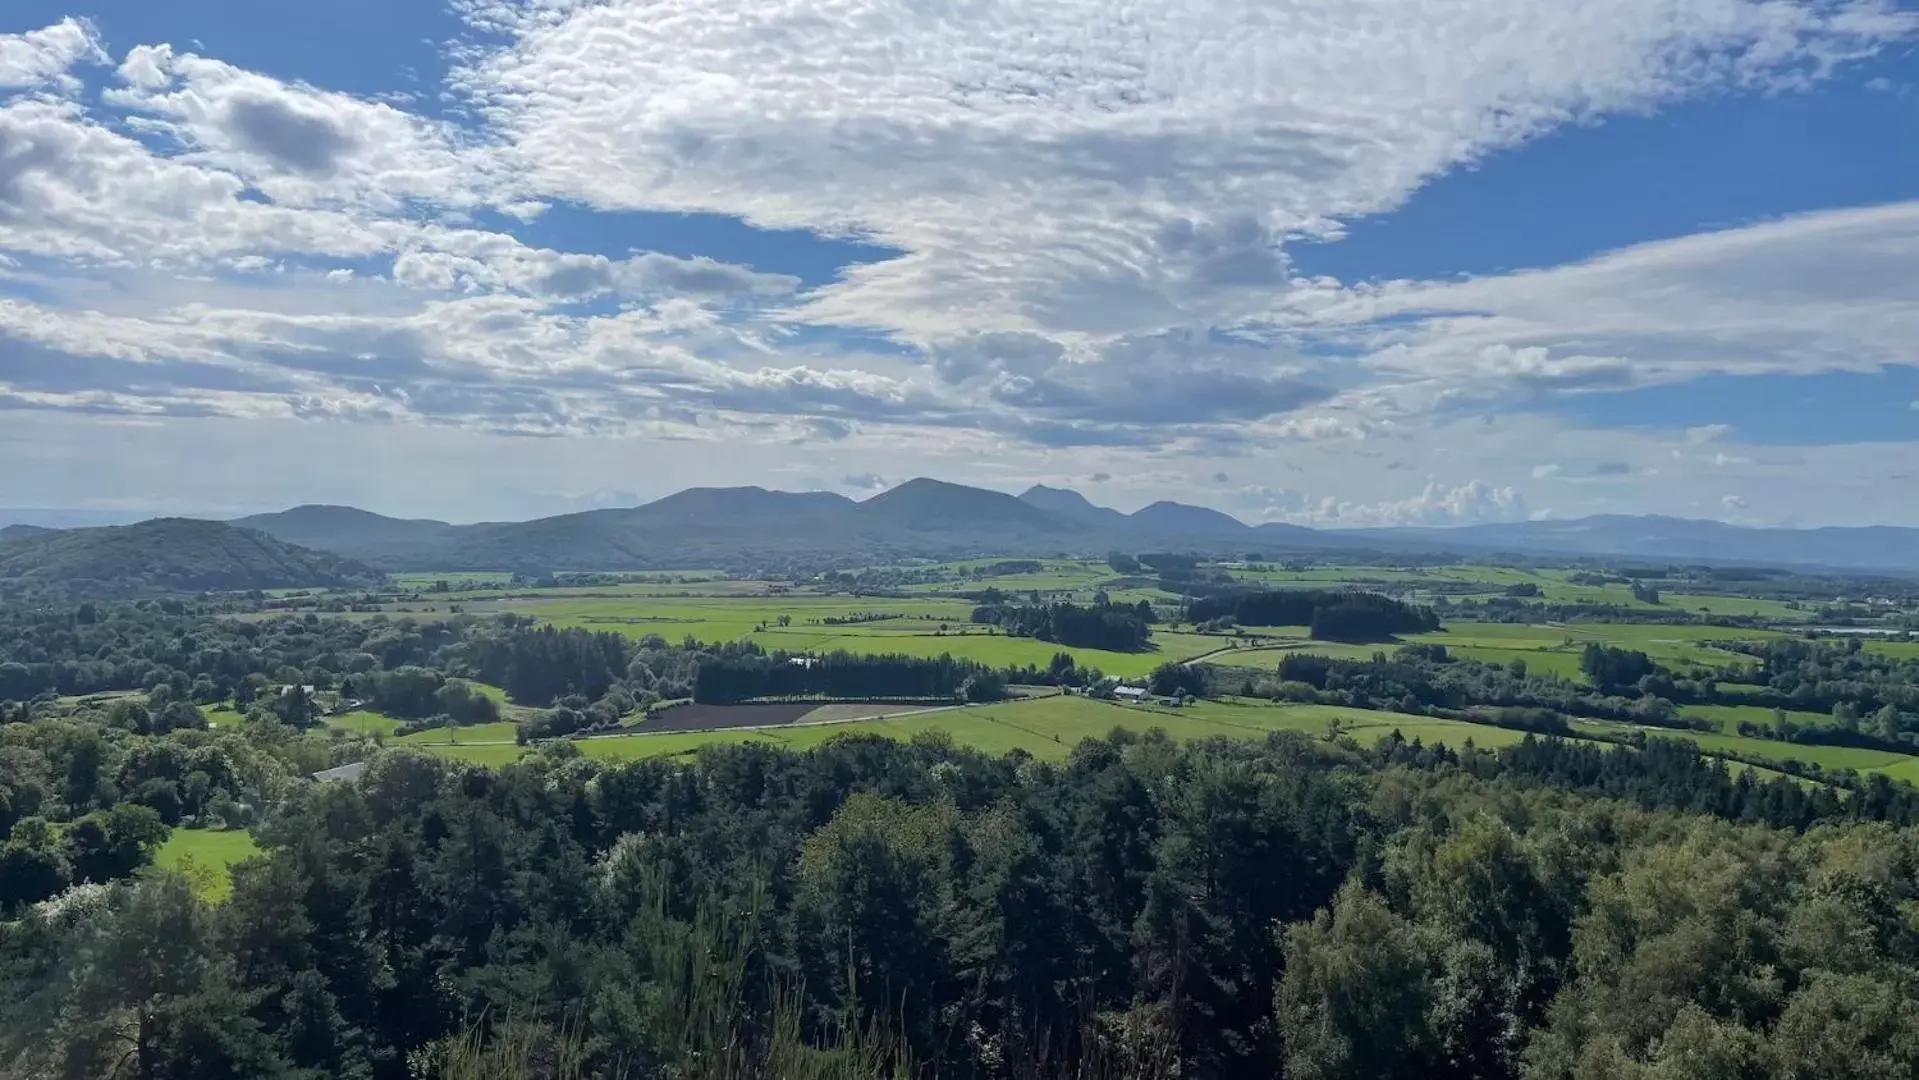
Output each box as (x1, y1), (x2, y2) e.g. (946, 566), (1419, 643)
(0, 601), (461, 704)
(1578, 642), (1656, 689)
(969, 599), (1154, 651)
(460, 620), (633, 704)
(1378, 728), (1919, 828)
(8, 729), (1919, 1077)
(350, 666), (500, 725)
(1186, 588), (1439, 640)
(1219, 648), (1709, 732)
(693, 650), (1006, 703)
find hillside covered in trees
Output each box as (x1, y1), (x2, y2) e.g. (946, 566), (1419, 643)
(4, 724), (1919, 1078)
(0, 519), (384, 600)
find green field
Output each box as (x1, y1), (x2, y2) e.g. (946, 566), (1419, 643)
(1445, 646), (1589, 680)
(479, 595), (971, 643)
(458, 593), (1218, 676)
(328, 709), (404, 736)
(1221, 562), (1819, 621)
(462, 679), (510, 703)
(389, 571), (516, 588)
(1206, 643), (1403, 670)
(1863, 639), (1919, 659)
(1570, 719), (1919, 775)
(1675, 703), (1833, 733)
(896, 560), (1127, 595)
(413, 684), (1919, 787)
(392, 720), (519, 746)
(1204, 621), (1784, 682)
(429, 695), (1547, 768)
(154, 828), (261, 902)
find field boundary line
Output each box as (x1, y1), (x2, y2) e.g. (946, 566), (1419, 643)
(573, 702), (971, 741)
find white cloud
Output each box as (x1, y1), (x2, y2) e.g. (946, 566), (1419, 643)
(1532, 464), (1562, 479)
(1313, 201), (1919, 400)
(452, 0), (1915, 341)
(1723, 494), (1749, 510)
(0, 19), (104, 92)
(1685, 423), (1734, 443)
(1249, 479), (1531, 528)
(105, 45), (492, 213)
(4, 9), (1919, 524)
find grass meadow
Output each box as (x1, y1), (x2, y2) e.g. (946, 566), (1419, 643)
(1675, 703), (1834, 732)
(154, 828), (262, 902)
(427, 694), (1556, 768)
(458, 592), (1223, 676)
(401, 683), (1919, 785)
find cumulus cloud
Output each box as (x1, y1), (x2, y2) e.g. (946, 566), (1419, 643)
(1723, 494), (1749, 510)
(1531, 464), (1562, 479)
(105, 45), (489, 211)
(0, 19), (104, 93)
(1249, 479), (1531, 528)
(841, 472), (888, 491)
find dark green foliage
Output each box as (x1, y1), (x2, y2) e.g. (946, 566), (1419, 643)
(360, 667), (501, 724)
(462, 622), (631, 705)
(0, 818), (68, 910)
(692, 650), (996, 703)
(1138, 553), (1201, 573)
(1579, 643), (1655, 689)
(969, 599), (1154, 651)
(1186, 588), (1439, 640)
(0, 600), (459, 702)
(66, 803), (168, 882)
(2, 724), (1919, 1076)
(1146, 661), (1205, 698)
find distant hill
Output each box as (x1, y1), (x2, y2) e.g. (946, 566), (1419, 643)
(1129, 500), (1251, 539)
(218, 480), (1919, 576)
(0, 524), (53, 542)
(1018, 485), (1132, 529)
(1363, 516), (1919, 572)
(0, 518), (385, 599)
(855, 479), (1063, 534)
(232, 505), (458, 557)
(631, 487), (855, 529)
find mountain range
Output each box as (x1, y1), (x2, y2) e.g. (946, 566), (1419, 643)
(7, 479), (1918, 585)
(210, 479), (1919, 576)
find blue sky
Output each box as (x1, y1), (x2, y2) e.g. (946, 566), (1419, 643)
(2, 0), (1917, 527)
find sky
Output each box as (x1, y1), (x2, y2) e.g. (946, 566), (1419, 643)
(1, 1), (1917, 529)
